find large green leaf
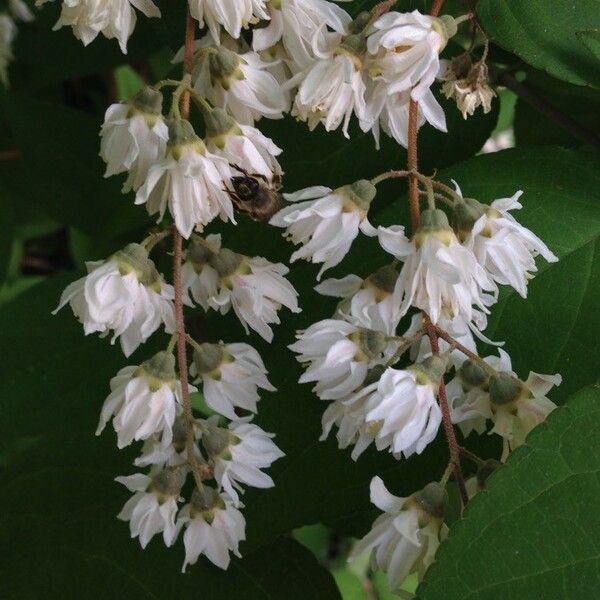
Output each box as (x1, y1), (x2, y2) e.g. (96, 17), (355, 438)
(417, 385), (600, 599)
(478, 0), (600, 88)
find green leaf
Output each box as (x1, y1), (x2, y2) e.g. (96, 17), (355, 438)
(417, 385), (600, 599)
(577, 29), (600, 62)
(514, 70), (600, 148)
(0, 181), (15, 284)
(115, 66), (145, 102)
(478, 0), (600, 88)
(0, 92), (151, 239)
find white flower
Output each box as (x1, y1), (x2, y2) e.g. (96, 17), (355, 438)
(0, 15), (16, 86)
(449, 349), (562, 460)
(366, 11), (453, 102)
(207, 248), (300, 342)
(350, 477), (448, 590)
(293, 45), (366, 137)
(116, 468), (186, 548)
(289, 317), (394, 400)
(177, 486), (246, 571)
(361, 85), (446, 148)
(204, 107), (283, 181)
(182, 234), (222, 310)
(365, 362), (443, 458)
(100, 87), (168, 192)
(464, 189), (558, 298)
(252, 0), (351, 71)
(270, 180), (377, 279)
(52, 243), (175, 357)
(194, 45), (288, 124)
(315, 265), (399, 334)
(201, 418), (284, 505)
(8, 0), (34, 21)
(191, 341), (275, 419)
(378, 209), (497, 326)
(96, 352), (186, 448)
(188, 0), (269, 43)
(48, 0), (161, 53)
(135, 119), (234, 239)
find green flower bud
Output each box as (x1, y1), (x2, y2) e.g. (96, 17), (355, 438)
(459, 359), (489, 390)
(415, 482), (448, 519)
(489, 372), (525, 406)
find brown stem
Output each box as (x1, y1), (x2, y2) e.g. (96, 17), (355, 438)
(458, 445), (486, 467)
(174, 8), (204, 491)
(0, 150), (21, 161)
(429, 0), (447, 17)
(490, 66), (600, 150)
(424, 317), (469, 505)
(407, 100), (420, 232)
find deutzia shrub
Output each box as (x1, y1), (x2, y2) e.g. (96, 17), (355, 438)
(45, 0), (566, 593)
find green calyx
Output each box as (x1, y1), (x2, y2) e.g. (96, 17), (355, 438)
(201, 422), (235, 458)
(363, 364), (386, 387)
(489, 372), (526, 406)
(452, 197), (486, 241)
(186, 240), (217, 272)
(209, 47), (244, 89)
(140, 351), (177, 391)
(172, 416), (188, 454)
(432, 15), (458, 50)
(414, 209), (456, 248)
(347, 11), (371, 34)
(113, 243), (161, 291)
(411, 355), (448, 389)
(459, 359), (490, 390)
(204, 108), (242, 148)
(189, 485), (226, 522)
(193, 343), (227, 377)
(335, 34), (367, 68)
(149, 467), (186, 501)
(349, 328), (387, 361)
(167, 118), (205, 159)
(476, 459), (501, 490)
(365, 264), (398, 298)
(209, 248), (248, 280)
(130, 86), (164, 117)
(339, 179), (377, 213)
(414, 481), (448, 519)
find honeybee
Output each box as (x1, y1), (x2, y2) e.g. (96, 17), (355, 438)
(227, 165), (282, 222)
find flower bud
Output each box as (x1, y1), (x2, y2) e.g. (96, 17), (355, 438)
(459, 359), (489, 390)
(489, 372), (525, 406)
(149, 466), (186, 502)
(189, 485), (225, 523)
(415, 481), (448, 519)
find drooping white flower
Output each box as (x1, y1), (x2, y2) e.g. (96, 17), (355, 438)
(366, 10), (455, 103)
(135, 118), (234, 239)
(364, 360), (444, 458)
(448, 349), (562, 460)
(289, 317), (395, 400)
(191, 341), (275, 420)
(204, 107), (283, 182)
(116, 467), (186, 548)
(201, 417), (284, 505)
(177, 486), (246, 571)
(252, 0), (351, 71)
(440, 53), (496, 119)
(457, 188), (558, 298)
(206, 247), (301, 342)
(350, 477), (448, 591)
(53, 243), (175, 357)
(188, 0), (269, 43)
(100, 87), (168, 192)
(134, 414), (190, 467)
(378, 209), (497, 327)
(45, 0), (161, 54)
(292, 36), (367, 137)
(315, 264), (399, 334)
(270, 180), (377, 279)
(194, 45), (288, 124)
(96, 351), (186, 448)
(182, 234), (222, 310)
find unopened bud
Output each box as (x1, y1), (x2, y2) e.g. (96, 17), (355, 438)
(415, 482), (448, 519)
(489, 372), (524, 406)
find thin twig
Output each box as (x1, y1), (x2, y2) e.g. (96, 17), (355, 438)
(490, 66), (600, 149)
(0, 150), (21, 161)
(434, 326), (496, 374)
(458, 445), (486, 467)
(174, 8), (204, 492)
(429, 0), (447, 17)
